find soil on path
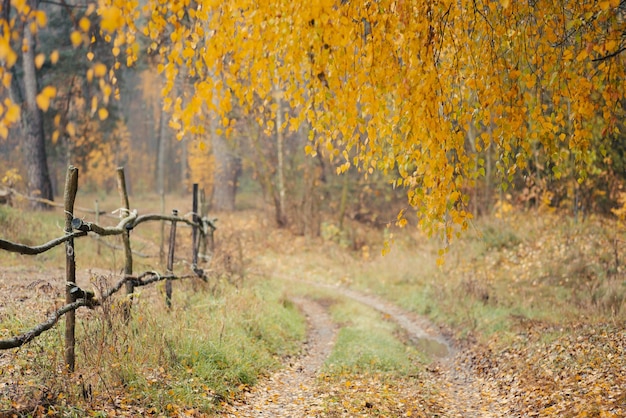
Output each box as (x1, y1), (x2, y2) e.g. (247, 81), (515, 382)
(224, 278), (513, 417)
(223, 297), (338, 417)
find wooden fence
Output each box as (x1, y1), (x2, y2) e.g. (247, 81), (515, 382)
(0, 166), (216, 372)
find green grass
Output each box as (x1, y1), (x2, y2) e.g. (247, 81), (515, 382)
(3, 195), (625, 415)
(0, 195), (308, 415)
(342, 211), (625, 345)
(0, 277), (306, 415)
(322, 298), (425, 375)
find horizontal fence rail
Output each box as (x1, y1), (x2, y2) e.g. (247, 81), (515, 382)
(0, 165), (217, 372)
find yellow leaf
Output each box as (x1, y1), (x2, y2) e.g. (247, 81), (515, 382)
(182, 47), (194, 59)
(98, 107), (109, 120)
(0, 41), (16, 68)
(51, 130), (59, 144)
(79, 17), (90, 32)
(34, 53), (45, 69)
(100, 7), (123, 33)
(599, 1), (611, 10)
(50, 50), (59, 64)
(5, 103), (20, 123)
(41, 85), (56, 98)
(576, 49), (588, 62)
(2, 72), (11, 88)
(605, 39), (617, 51)
(66, 122), (75, 137)
(86, 51), (94, 61)
(36, 94), (50, 111)
(70, 31), (82, 47)
(12, 0), (26, 13)
(93, 62), (107, 77)
(34, 10), (47, 28)
(562, 49), (573, 61)
(112, 46), (120, 57)
(35, 86), (56, 111)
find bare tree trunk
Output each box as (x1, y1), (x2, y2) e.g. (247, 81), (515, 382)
(156, 98), (167, 195)
(211, 133), (241, 211)
(63, 166), (78, 372)
(180, 137), (188, 192)
(21, 2), (53, 208)
(274, 87), (287, 226)
(338, 170), (350, 230)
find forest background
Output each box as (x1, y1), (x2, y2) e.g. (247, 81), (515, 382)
(0, 0), (625, 236)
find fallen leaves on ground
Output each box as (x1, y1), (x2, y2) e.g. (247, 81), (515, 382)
(461, 322), (625, 417)
(315, 372), (445, 417)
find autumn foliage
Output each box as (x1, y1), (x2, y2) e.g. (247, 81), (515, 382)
(0, 0), (623, 232)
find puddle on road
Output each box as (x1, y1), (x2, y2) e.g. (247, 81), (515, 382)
(292, 280), (453, 360)
(413, 336), (450, 358)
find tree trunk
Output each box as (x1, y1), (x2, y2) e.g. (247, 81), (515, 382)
(180, 137), (188, 192)
(274, 87), (287, 226)
(156, 97), (167, 195)
(211, 133), (241, 211)
(21, 3), (53, 208)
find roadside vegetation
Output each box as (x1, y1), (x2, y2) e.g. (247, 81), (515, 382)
(1, 192), (624, 416)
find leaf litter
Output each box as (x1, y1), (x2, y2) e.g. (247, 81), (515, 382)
(2, 211), (624, 416)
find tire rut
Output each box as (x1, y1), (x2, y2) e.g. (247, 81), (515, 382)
(225, 278), (512, 417)
(314, 281), (513, 418)
(223, 297), (337, 417)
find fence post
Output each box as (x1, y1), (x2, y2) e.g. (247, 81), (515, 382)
(166, 209), (178, 308)
(95, 199), (101, 255)
(159, 192), (165, 265)
(116, 167), (133, 320)
(192, 184), (199, 271)
(63, 166), (79, 373)
(198, 188), (207, 262)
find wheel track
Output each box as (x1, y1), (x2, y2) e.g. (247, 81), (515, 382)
(224, 277), (513, 417)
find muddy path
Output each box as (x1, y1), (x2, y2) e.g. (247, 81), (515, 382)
(223, 297), (338, 417)
(225, 278), (513, 417)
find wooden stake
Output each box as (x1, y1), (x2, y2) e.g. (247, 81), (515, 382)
(192, 184), (199, 270)
(198, 188), (208, 262)
(159, 192), (165, 265)
(95, 199), (100, 255)
(166, 209), (178, 308)
(116, 167), (133, 320)
(64, 166), (79, 372)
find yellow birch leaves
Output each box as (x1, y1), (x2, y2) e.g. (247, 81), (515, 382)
(2, 0), (625, 241)
(127, 0), (626, 240)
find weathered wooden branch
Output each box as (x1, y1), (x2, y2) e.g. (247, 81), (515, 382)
(0, 212), (206, 256)
(192, 184), (199, 270)
(165, 209), (178, 308)
(116, 167), (134, 321)
(0, 299), (94, 350)
(0, 231), (87, 254)
(0, 270), (202, 350)
(64, 166), (79, 372)
(70, 212), (138, 236)
(134, 213), (201, 229)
